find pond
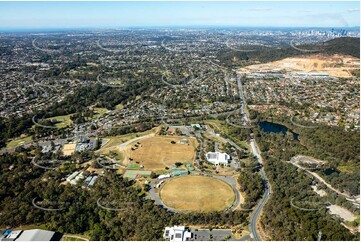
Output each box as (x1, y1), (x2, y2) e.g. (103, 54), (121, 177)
(259, 121), (299, 140)
(324, 168), (340, 176)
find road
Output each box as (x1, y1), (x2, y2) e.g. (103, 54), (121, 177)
(161, 39), (179, 52)
(288, 159), (359, 205)
(161, 73), (179, 89)
(236, 73), (271, 241)
(96, 39), (121, 53)
(207, 72), (271, 240)
(213, 174), (242, 211)
(290, 116), (319, 129)
(236, 74), (245, 115)
(63, 234), (89, 241)
(148, 178), (186, 213)
(236, 74), (250, 123)
(118, 133), (154, 149)
(225, 74), (255, 129)
(32, 38), (61, 53)
(225, 39), (257, 53)
(289, 39), (320, 53)
(249, 139), (271, 241)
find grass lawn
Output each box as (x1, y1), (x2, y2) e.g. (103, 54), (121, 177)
(46, 114), (73, 129)
(337, 165), (355, 174)
(98, 149), (125, 162)
(35, 108), (108, 130)
(12, 224), (48, 231)
(115, 103), (124, 110)
(237, 140), (250, 151)
(92, 107), (108, 119)
(159, 175), (235, 212)
(204, 119), (223, 131)
(204, 119), (250, 150)
(6, 135), (33, 148)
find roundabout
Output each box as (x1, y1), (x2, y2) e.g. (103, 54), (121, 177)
(158, 175), (236, 212)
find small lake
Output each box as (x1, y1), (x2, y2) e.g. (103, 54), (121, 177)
(259, 121), (299, 140)
(323, 168), (340, 176)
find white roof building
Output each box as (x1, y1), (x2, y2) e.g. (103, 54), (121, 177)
(15, 229), (57, 241)
(163, 226), (192, 241)
(158, 174), (171, 180)
(1, 229), (60, 241)
(66, 171), (79, 182)
(206, 152), (230, 166)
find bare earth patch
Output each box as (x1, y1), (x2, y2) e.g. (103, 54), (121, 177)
(243, 54), (360, 78)
(292, 155), (326, 166)
(311, 185), (327, 197)
(327, 205), (356, 222)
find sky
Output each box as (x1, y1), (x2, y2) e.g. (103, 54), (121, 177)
(0, 1), (359, 29)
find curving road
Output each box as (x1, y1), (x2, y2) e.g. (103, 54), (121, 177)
(287, 158), (359, 205)
(32, 114), (58, 129)
(248, 138), (272, 241)
(235, 72), (271, 241)
(290, 116), (319, 129)
(32, 38), (62, 53)
(290, 39), (320, 53)
(225, 39), (257, 52)
(96, 39), (122, 53)
(63, 234), (89, 241)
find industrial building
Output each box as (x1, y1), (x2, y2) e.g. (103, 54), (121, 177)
(87, 175), (98, 188)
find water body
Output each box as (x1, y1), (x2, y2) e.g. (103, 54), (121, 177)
(324, 168), (340, 176)
(259, 121), (299, 140)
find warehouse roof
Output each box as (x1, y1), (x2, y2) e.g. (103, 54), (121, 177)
(15, 229), (55, 241)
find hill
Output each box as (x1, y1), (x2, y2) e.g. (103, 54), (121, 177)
(217, 37), (360, 68)
(321, 37), (360, 58)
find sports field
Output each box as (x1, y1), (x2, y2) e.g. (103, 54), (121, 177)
(159, 175), (235, 212)
(63, 143), (76, 156)
(129, 136), (198, 171)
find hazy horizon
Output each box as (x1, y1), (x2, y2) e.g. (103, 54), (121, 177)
(0, 1), (359, 30)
